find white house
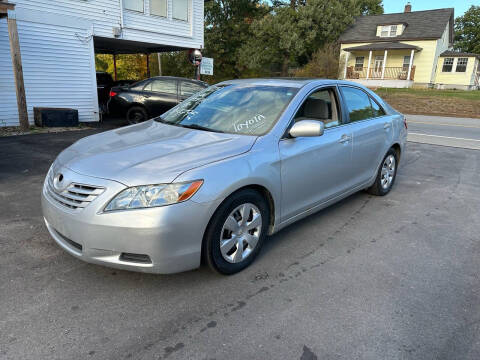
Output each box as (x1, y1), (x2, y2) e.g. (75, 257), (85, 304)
(0, 0), (204, 126)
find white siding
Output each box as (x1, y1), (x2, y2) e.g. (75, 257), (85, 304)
(122, 0), (203, 48)
(0, 10), (99, 125)
(0, 0), (204, 126)
(12, 0), (204, 49)
(12, 0), (121, 39)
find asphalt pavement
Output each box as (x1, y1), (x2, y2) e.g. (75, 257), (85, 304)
(1, 119), (480, 360)
(407, 114), (480, 150)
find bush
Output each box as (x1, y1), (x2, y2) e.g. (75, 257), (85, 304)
(295, 43), (340, 79)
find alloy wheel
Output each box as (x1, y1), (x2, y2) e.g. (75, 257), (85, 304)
(220, 203), (262, 264)
(381, 154), (396, 190)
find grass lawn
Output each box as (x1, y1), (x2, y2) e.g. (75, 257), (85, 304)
(375, 88), (480, 101)
(374, 87), (480, 118)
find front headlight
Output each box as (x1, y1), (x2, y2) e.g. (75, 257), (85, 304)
(104, 180), (203, 212)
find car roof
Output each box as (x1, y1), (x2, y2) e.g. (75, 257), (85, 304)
(218, 78), (360, 88)
(149, 76), (207, 85)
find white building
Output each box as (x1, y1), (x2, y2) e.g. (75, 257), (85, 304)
(0, 0), (204, 126)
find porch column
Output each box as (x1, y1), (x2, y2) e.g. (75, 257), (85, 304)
(366, 50), (372, 80)
(343, 52), (350, 79)
(381, 50), (387, 79)
(406, 49), (414, 81)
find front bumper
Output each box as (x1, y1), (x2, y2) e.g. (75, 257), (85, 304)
(41, 167), (221, 274)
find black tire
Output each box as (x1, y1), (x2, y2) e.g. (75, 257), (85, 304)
(126, 106), (148, 124)
(203, 189), (270, 275)
(367, 148), (398, 196)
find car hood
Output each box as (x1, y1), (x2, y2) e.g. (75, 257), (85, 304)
(57, 120), (256, 186)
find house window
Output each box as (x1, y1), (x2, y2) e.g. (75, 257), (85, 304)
(150, 0), (166, 17)
(402, 56), (410, 71)
(456, 58), (468, 72)
(379, 24), (400, 37)
(380, 26), (389, 37)
(173, 0), (189, 21)
(390, 25), (397, 37)
(442, 58), (454, 72)
(355, 57), (364, 71)
(124, 0), (144, 12)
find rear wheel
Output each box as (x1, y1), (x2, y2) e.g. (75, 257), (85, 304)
(367, 148), (398, 196)
(204, 189), (269, 275)
(126, 106), (148, 124)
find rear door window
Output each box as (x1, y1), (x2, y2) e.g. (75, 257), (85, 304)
(340, 87), (374, 122)
(147, 79), (178, 95)
(180, 81), (205, 97)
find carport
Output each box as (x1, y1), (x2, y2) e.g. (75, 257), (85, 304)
(94, 36), (187, 80)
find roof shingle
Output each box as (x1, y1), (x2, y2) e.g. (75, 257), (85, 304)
(440, 50), (480, 59)
(343, 42), (422, 51)
(339, 8), (454, 43)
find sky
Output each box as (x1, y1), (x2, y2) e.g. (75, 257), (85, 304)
(382, 0), (476, 17)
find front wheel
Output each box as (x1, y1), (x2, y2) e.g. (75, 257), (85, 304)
(367, 149), (398, 196)
(204, 189), (270, 275)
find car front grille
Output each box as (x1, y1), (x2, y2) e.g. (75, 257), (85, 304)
(46, 170), (105, 210)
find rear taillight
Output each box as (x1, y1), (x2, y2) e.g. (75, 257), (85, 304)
(109, 90), (118, 97)
(403, 117), (408, 129)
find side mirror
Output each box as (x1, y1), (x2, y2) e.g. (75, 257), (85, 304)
(289, 120), (325, 138)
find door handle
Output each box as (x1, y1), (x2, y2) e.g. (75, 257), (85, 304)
(384, 122), (392, 129)
(338, 134), (351, 144)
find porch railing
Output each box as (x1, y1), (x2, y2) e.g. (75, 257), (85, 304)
(346, 66), (415, 81)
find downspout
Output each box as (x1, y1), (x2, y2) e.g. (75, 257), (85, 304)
(118, 0), (124, 31)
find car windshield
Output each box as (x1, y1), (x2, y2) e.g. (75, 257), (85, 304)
(156, 84), (298, 135)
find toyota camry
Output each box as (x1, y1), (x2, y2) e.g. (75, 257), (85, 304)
(42, 79), (407, 275)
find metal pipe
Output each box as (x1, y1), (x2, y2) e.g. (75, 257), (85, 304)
(113, 54), (117, 81)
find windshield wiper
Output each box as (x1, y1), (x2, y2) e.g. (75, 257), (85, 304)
(154, 115), (168, 123)
(178, 124), (224, 133)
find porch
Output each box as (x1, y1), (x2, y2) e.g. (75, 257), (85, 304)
(342, 42), (422, 88)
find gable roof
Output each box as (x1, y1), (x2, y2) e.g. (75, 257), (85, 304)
(339, 8), (454, 44)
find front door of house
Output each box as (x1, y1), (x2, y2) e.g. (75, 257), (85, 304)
(373, 56), (383, 78)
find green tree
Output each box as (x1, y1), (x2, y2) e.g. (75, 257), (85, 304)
(455, 6), (480, 54)
(203, 0), (269, 81)
(239, 6), (303, 76)
(239, 0), (382, 76)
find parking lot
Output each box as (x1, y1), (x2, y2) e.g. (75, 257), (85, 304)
(1, 125), (480, 360)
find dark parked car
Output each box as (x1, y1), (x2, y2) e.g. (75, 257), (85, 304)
(97, 72), (115, 114)
(108, 76), (208, 124)
(96, 72), (135, 116)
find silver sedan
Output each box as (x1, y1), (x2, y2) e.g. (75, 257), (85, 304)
(42, 79), (407, 274)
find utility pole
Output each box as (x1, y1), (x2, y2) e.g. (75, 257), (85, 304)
(2, 1), (29, 131)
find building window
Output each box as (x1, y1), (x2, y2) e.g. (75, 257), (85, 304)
(380, 26), (389, 37)
(355, 57), (364, 71)
(402, 56), (410, 71)
(173, 0), (189, 21)
(124, 0), (144, 12)
(379, 24), (400, 37)
(150, 0), (166, 17)
(442, 58), (454, 72)
(456, 58), (468, 72)
(390, 25), (397, 37)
